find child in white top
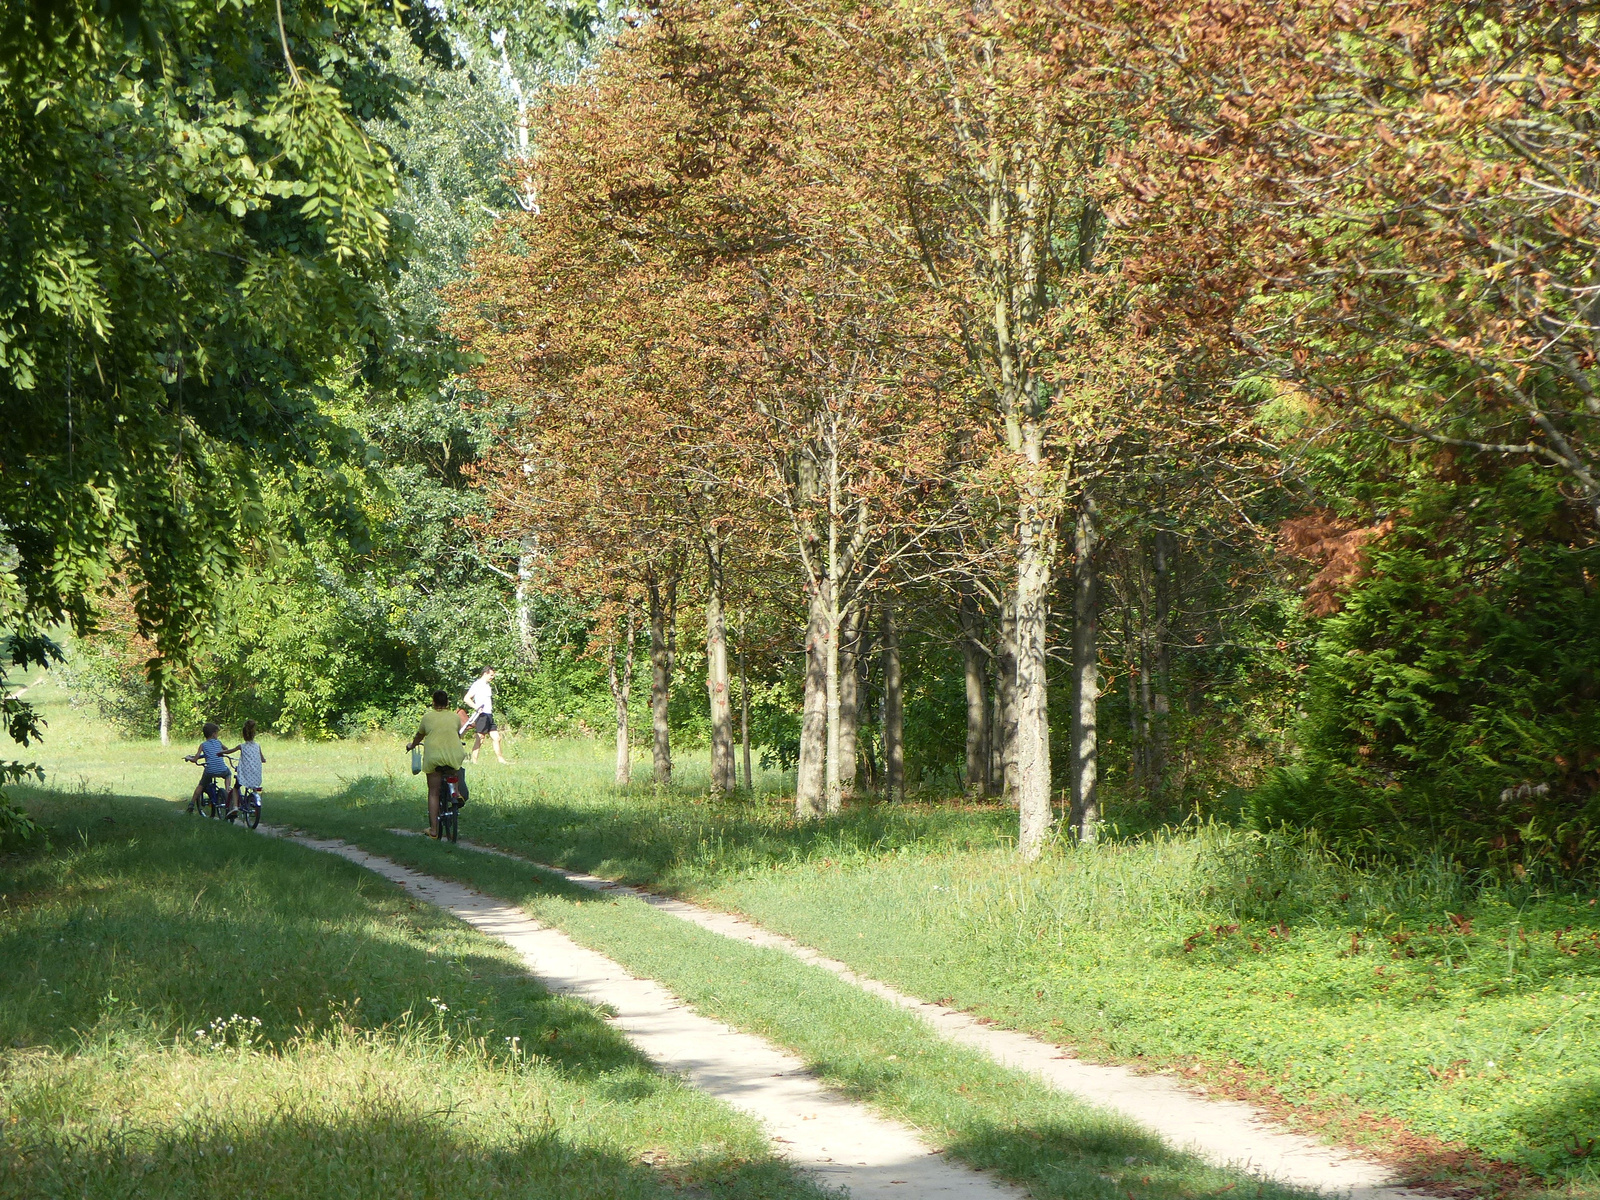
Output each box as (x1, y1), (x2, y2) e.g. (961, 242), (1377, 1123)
(234, 719), (265, 809)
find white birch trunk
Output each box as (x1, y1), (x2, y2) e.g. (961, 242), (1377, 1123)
(1071, 497), (1102, 843)
(740, 641), (753, 793)
(158, 693), (170, 747)
(958, 592), (989, 797)
(647, 575), (675, 787)
(881, 602), (904, 802)
(795, 584), (828, 818)
(515, 534), (539, 664)
(1014, 443), (1056, 859)
(610, 618), (634, 787)
(997, 595), (1020, 799)
(705, 543), (736, 797)
(837, 606), (861, 798)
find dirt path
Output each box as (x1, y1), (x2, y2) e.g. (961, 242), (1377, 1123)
(269, 829), (1021, 1200)
(414, 833), (1418, 1200)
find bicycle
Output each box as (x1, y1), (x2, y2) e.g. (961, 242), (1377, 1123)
(436, 767), (466, 843)
(185, 751), (234, 820)
(229, 780), (263, 830)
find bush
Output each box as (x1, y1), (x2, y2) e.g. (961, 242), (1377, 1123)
(1254, 469), (1600, 873)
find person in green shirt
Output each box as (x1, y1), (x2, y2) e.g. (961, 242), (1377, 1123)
(406, 690), (467, 838)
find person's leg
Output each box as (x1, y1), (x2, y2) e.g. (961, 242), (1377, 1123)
(426, 771), (441, 836)
(190, 774), (202, 811)
(470, 727), (482, 763)
(489, 728), (506, 763)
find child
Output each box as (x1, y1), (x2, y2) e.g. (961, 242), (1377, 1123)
(185, 723), (231, 812)
(232, 719), (265, 820)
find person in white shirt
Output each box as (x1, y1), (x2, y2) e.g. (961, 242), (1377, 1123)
(462, 667), (507, 764)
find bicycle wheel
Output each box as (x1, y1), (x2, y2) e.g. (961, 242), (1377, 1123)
(244, 796), (261, 830)
(441, 810), (458, 843)
(199, 787), (217, 819)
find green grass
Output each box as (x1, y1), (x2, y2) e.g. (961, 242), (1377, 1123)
(20, 682), (1600, 1193)
(0, 786), (835, 1200)
(253, 818), (1326, 1200)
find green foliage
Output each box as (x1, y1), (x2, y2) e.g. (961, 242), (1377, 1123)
(1252, 467), (1600, 872)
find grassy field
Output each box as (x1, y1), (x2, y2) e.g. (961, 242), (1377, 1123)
(0, 784), (835, 1196)
(18, 679), (1600, 1194)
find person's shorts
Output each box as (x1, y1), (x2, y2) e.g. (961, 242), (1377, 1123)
(202, 770), (230, 789)
(473, 712), (497, 734)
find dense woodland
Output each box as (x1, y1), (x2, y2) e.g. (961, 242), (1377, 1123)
(4, 0), (1598, 871)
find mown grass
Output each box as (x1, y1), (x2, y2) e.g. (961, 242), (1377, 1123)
(160, 815), (1325, 1200)
(22, 684), (1600, 1193)
(0, 786), (834, 1200)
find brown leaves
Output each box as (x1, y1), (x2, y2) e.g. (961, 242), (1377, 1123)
(1278, 510), (1395, 616)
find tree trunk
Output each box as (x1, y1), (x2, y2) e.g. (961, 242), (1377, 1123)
(609, 617), (634, 787)
(646, 572), (676, 787)
(705, 543), (736, 797)
(958, 591), (989, 798)
(1151, 528), (1176, 798)
(1014, 460), (1056, 859)
(838, 605), (862, 799)
(515, 534), (539, 664)
(795, 584), (828, 819)
(881, 601), (904, 802)
(158, 692), (170, 747)
(1071, 496), (1102, 843)
(739, 638), (753, 794)
(996, 593), (1020, 800)
(988, 669), (1002, 796)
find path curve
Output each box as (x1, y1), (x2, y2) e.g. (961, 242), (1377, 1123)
(414, 833), (1420, 1200)
(268, 829), (1021, 1200)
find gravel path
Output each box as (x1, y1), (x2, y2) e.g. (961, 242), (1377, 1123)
(410, 832), (1420, 1200)
(271, 829), (1022, 1200)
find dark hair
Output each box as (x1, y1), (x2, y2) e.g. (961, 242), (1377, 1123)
(202, 722), (219, 738)
(242, 719), (257, 740)
(479, 666), (493, 676)
(432, 690), (450, 707)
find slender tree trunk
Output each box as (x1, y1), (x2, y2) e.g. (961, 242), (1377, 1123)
(739, 635), (753, 795)
(609, 617), (634, 787)
(1151, 528), (1176, 798)
(515, 534), (539, 664)
(958, 591), (989, 797)
(1071, 496), (1102, 843)
(838, 605), (862, 799)
(857, 622), (877, 793)
(158, 692), (170, 747)
(796, 583), (828, 819)
(881, 601), (904, 802)
(1014, 449), (1056, 859)
(705, 543), (736, 797)
(989, 669), (1002, 796)
(997, 594), (1020, 800)
(646, 573), (676, 787)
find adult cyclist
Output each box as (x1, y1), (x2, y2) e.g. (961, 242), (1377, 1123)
(406, 690), (466, 839)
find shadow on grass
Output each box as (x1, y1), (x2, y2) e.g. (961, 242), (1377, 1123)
(4, 790), (651, 1083)
(275, 771), (1017, 891)
(0, 1105), (829, 1200)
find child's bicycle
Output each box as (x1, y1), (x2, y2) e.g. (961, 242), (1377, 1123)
(185, 752), (235, 820)
(229, 781), (263, 830)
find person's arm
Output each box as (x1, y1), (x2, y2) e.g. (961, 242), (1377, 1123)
(222, 744), (241, 754)
(407, 721), (426, 751)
